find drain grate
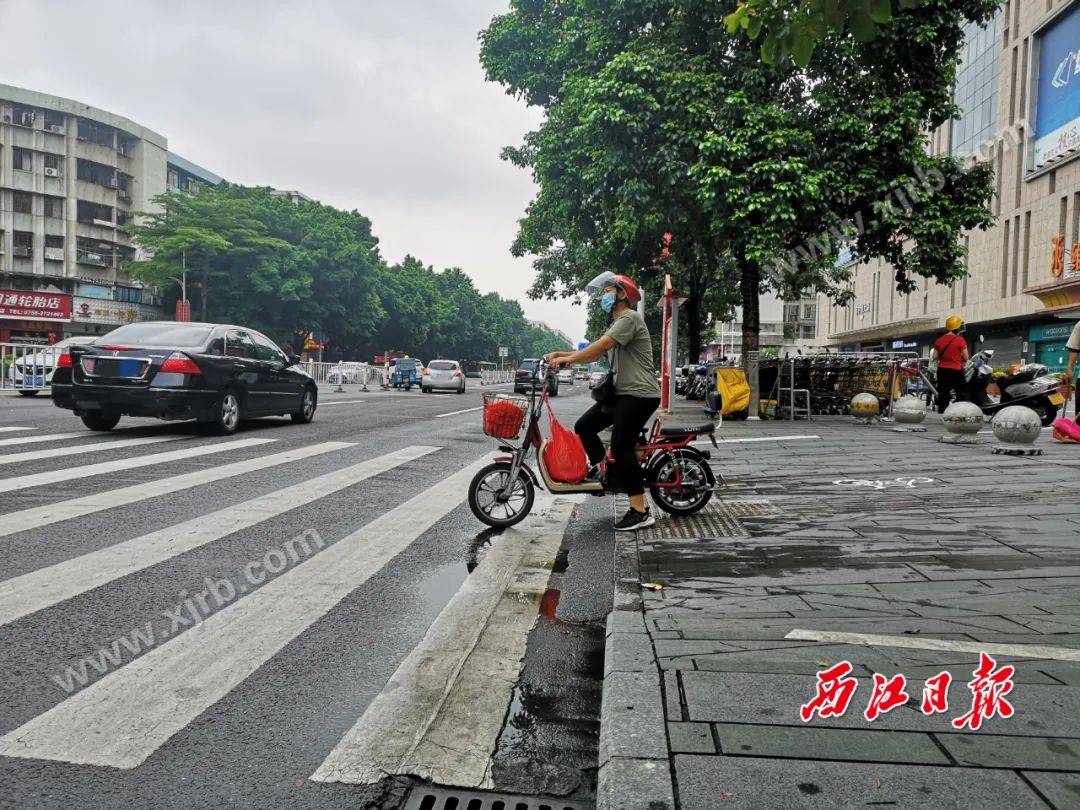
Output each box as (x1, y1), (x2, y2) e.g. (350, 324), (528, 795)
(403, 785), (589, 810)
(614, 496), (780, 539)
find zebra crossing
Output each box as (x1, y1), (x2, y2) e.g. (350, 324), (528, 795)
(0, 419), (573, 792)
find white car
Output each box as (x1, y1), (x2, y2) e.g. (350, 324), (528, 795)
(557, 367), (575, 386)
(589, 370), (608, 389)
(10, 336), (98, 396)
(422, 359), (466, 393)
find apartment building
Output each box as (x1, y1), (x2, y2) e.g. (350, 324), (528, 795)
(706, 293), (818, 362)
(818, 0), (1080, 373)
(0, 83), (219, 344)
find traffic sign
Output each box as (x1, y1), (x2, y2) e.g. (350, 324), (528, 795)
(498, 346), (508, 357)
(578, 342), (589, 351)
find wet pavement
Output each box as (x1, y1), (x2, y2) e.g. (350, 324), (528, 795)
(601, 406), (1080, 809)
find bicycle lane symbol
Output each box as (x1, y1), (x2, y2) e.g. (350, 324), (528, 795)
(833, 477), (935, 490)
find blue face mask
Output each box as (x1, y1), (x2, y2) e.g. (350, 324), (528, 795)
(600, 292), (617, 313)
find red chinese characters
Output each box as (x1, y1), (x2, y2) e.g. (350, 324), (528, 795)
(952, 653), (1016, 731)
(921, 671), (952, 715)
(800, 661), (859, 721)
(864, 673), (910, 721)
(0, 288), (72, 322)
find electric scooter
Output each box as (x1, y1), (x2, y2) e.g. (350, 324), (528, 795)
(965, 349), (1066, 426)
(468, 361), (719, 528)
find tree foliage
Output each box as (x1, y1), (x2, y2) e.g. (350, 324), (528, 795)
(480, 0), (1000, 363)
(127, 184), (568, 363)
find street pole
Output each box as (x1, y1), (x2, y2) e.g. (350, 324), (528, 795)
(168, 251), (189, 322)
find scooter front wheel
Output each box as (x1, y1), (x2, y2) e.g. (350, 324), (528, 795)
(468, 461), (535, 528)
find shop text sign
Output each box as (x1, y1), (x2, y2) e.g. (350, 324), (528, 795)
(0, 289), (72, 322)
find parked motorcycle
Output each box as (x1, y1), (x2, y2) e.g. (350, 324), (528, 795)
(965, 349), (1065, 426)
(468, 360), (719, 528)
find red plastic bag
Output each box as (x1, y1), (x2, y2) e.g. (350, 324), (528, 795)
(543, 406), (588, 483)
(1052, 417), (1080, 444)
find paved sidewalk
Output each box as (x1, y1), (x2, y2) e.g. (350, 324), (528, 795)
(599, 406), (1080, 809)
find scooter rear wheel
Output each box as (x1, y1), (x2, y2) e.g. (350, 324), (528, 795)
(649, 453), (713, 516)
(468, 461), (535, 528)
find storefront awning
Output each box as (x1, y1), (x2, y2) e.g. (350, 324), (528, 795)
(1023, 276), (1080, 316)
(827, 317), (938, 342)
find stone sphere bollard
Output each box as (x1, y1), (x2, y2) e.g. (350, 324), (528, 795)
(850, 393), (881, 424)
(940, 401), (984, 444)
(892, 395), (927, 431)
(991, 405), (1043, 456)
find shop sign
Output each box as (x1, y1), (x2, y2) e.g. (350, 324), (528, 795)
(1029, 320), (1080, 342)
(0, 289), (72, 322)
(1033, 5), (1080, 169)
(855, 303), (872, 315)
(72, 297), (159, 325)
(891, 339), (918, 349)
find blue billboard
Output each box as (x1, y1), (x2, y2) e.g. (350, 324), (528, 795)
(1034, 5), (1080, 167)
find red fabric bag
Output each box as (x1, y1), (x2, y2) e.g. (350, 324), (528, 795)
(543, 406), (588, 483)
(1052, 417), (1080, 444)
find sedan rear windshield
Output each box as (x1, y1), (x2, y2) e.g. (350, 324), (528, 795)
(97, 323), (214, 348)
(519, 360), (537, 371)
(429, 361), (457, 371)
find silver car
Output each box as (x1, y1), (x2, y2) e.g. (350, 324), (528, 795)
(422, 359), (466, 393)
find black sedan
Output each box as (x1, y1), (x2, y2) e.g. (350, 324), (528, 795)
(514, 358), (559, 396)
(51, 322), (317, 434)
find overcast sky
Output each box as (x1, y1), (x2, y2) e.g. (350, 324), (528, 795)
(3, 0), (587, 343)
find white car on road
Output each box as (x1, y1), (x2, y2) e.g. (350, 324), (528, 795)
(557, 367), (575, 386)
(422, 359), (466, 393)
(9, 336), (98, 396)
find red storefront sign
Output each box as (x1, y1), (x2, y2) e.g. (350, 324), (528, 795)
(0, 289), (72, 322)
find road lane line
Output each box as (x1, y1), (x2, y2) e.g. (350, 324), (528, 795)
(0, 435), (185, 465)
(312, 496), (576, 788)
(785, 629), (1080, 663)
(318, 399), (365, 406)
(0, 455), (490, 768)
(692, 434), (820, 445)
(434, 406), (483, 418)
(0, 438), (272, 494)
(0, 426), (33, 433)
(0, 432), (89, 447)
(0, 446), (440, 627)
(0, 440), (348, 540)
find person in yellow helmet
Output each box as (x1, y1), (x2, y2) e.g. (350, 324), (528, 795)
(931, 315), (970, 413)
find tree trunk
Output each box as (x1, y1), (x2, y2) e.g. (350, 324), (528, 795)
(684, 294), (702, 364)
(200, 270), (209, 322)
(740, 262), (761, 419)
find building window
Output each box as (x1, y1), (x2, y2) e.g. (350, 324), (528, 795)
(13, 148), (33, 172)
(77, 200), (114, 226)
(12, 104), (36, 128)
(44, 197), (63, 219)
(77, 159), (118, 188)
(43, 153), (63, 177)
(77, 118), (114, 148)
(44, 235), (64, 262)
(43, 110), (65, 133)
(13, 231), (33, 258)
(952, 12), (1002, 157)
(12, 192), (32, 215)
(115, 286), (143, 304)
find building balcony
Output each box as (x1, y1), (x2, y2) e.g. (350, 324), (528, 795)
(77, 252), (109, 267)
(44, 247), (64, 262)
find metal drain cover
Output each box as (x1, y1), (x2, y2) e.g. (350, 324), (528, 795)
(614, 496), (779, 539)
(403, 785), (590, 810)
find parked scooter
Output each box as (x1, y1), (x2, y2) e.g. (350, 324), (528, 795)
(468, 360), (719, 528)
(965, 349), (1066, 426)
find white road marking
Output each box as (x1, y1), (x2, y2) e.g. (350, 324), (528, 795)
(785, 629), (1080, 663)
(0, 446), (439, 627)
(0, 432), (88, 447)
(692, 434), (820, 445)
(318, 400), (365, 406)
(0, 438), (271, 494)
(0, 440), (347, 540)
(434, 406), (483, 418)
(0, 455), (490, 768)
(312, 496), (576, 788)
(0, 435), (184, 465)
(0, 426), (33, 433)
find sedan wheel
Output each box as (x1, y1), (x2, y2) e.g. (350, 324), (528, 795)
(292, 387), (316, 424)
(81, 410), (121, 431)
(211, 391), (242, 435)
(18, 390), (39, 397)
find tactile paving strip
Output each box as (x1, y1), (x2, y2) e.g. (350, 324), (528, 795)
(614, 496), (780, 539)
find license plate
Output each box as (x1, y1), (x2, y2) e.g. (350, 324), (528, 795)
(118, 359), (141, 377)
(30, 376), (44, 386)
(1049, 392), (1065, 405)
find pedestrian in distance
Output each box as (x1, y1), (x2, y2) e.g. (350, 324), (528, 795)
(932, 315), (970, 414)
(545, 271), (661, 532)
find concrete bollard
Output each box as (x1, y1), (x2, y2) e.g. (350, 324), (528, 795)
(991, 405), (1043, 456)
(940, 401), (984, 444)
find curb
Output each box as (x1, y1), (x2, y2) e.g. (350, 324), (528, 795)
(596, 526), (675, 810)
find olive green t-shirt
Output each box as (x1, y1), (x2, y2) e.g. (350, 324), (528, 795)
(605, 310), (661, 398)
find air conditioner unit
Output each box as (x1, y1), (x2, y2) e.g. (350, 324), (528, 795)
(13, 246), (32, 257)
(47, 124), (65, 134)
(44, 167), (59, 177)
(105, 178), (118, 189)
(86, 252), (103, 262)
(93, 218), (114, 228)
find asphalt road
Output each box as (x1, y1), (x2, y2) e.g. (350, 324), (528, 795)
(0, 379), (607, 809)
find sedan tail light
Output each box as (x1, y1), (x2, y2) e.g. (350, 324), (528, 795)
(454, 371), (462, 378)
(422, 369), (431, 376)
(159, 352), (202, 375)
(57, 352), (72, 368)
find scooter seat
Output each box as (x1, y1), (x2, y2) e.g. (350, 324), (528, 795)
(658, 421), (716, 436)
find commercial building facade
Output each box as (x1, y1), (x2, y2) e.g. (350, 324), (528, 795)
(817, 0), (1080, 372)
(0, 83), (219, 344)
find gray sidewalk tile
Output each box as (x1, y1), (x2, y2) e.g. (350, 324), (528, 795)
(674, 754), (1045, 809)
(598, 757), (674, 810)
(938, 732), (1080, 769)
(599, 669), (669, 763)
(713, 722), (948, 765)
(1020, 771), (1080, 809)
(667, 722), (715, 754)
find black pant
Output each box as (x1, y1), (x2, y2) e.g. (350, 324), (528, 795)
(575, 395), (660, 497)
(936, 368), (967, 413)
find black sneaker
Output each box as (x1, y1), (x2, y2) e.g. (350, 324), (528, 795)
(614, 507), (656, 532)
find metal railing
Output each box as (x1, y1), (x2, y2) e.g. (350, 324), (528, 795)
(480, 370), (513, 385)
(306, 361), (383, 390)
(1, 342), (60, 393)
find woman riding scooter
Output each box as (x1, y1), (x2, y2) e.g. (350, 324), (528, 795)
(545, 271), (661, 531)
